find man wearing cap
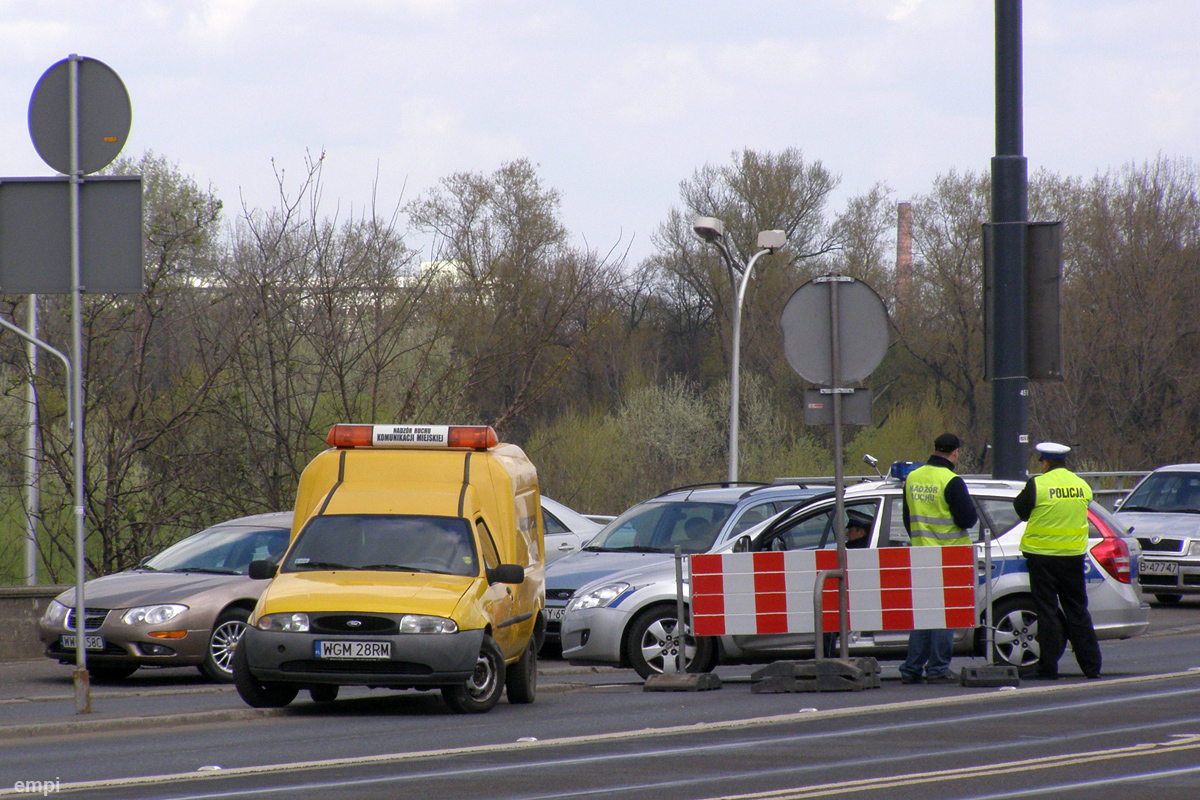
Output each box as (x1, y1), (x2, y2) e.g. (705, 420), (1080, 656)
(899, 433), (978, 685)
(1013, 442), (1102, 680)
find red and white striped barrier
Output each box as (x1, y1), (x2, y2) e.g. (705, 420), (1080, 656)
(690, 546), (976, 637)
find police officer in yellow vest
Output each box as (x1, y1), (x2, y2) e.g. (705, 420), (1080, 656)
(1013, 441), (1102, 680)
(899, 433), (977, 684)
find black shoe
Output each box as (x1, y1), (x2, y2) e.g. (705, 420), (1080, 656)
(1085, 672), (1102, 680)
(925, 671), (960, 685)
(899, 673), (924, 684)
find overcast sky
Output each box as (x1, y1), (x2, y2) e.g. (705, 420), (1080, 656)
(2, 1), (1196, 266)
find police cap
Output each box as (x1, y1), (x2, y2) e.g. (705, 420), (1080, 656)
(846, 510), (873, 530)
(1035, 441), (1071, 459)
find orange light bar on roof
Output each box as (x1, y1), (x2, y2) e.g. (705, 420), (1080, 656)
(326, 424), (498, 450)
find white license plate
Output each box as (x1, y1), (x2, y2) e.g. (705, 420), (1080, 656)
(315, 640), (391, 660)
(60, 634), (104, 651)
(546, 607), (565, 622)
(1140, 560), (1179, 576)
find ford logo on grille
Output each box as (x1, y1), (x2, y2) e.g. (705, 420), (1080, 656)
(346, 619), (362, 627)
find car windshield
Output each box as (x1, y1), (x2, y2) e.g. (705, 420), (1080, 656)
(282, 515), (478, 577)
(584, 501), (734, 554)
(144, 525), (290, 575)
(1122, 472), (1200, 513)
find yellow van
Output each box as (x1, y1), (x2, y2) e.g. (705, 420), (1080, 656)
(233, 424), (544, 713)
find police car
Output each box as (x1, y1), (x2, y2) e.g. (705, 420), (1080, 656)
(560, 466), (1150, 678)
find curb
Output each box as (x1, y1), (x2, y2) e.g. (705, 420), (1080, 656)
(0, 707), (285, 741)
(0, 677), (605, 740)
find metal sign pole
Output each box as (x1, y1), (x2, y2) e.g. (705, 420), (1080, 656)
(669, 545), (684, 674)
(24, 295), (39, 586)
(984, 526), (995, 664)
(827, 277), (850, 660)
(68, 53), (91, 714)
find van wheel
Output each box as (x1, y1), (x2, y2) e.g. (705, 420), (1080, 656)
(201, 608), (249, 682)
(309, 684), (339, 703)
(991, 597), (1040, 668)
(233, 641), (298, 708)
(443, 636), (505, 713)
(625, 604), (716, 680)
(505, 639), (537, 704)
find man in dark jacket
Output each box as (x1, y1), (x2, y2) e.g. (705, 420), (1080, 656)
(899, 433), (978, 684)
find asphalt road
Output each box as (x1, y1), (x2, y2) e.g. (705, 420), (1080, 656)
(3, 597), (1200, 799)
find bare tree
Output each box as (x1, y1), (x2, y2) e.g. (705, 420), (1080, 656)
(406, 159), (623, 436)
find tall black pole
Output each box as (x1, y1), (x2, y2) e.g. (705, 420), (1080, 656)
(991, 0), (1029, 480)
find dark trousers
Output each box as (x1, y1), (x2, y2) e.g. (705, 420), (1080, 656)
(1023, 552), (1102, 677)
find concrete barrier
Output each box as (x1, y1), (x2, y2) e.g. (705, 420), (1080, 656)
(0, 586), (68, 661)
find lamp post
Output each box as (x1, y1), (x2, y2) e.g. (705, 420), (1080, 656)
(693, 217), (787, 482)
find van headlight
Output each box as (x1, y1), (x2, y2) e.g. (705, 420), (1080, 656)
(122, 604), (188, 625)
(399, 615), (458, 634)
(257, 612), (310, 632)
(41, 600), (69, 626)
(568, 582), (631, 612)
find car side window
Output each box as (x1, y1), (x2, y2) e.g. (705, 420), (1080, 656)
(542, 510), (568, 536)
(758, 507), (832, 552)
(823, 501), (880, 549)
(886, 497), (911, 546)
(728, 503), (777, 537)
(977, 498), (1022, 538)
(476, 520), (502, 570)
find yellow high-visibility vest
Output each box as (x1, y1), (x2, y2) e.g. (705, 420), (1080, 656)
(905, 464), (970, 547)
(1020, 469), (1091, 556)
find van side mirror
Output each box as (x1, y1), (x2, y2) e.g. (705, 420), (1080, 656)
(733, 536), (751, 553)
(248, 560), (277, 580)
(487, 564), (525, 585)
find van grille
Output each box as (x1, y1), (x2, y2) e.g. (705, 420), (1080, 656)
(310, 615), (397, 635)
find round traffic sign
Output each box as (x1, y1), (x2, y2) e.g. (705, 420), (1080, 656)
(780, 277), (889, 384)
(28, 56), (131, 176)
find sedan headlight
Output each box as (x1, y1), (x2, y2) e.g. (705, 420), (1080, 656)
(122, 604), (188, 626)
(1189, 541), (1200, 557)
(256, 612), (311, 632)
(41, 600), (69, 626)
(399, 615), (458, 634)
(567, 582), (632, 612)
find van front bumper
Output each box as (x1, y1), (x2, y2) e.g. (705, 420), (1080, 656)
(240, 626), (485, 686)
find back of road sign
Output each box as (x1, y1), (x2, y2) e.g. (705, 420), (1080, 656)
(28, 56), (132, 176)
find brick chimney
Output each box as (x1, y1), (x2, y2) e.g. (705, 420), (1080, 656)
(895, 201), (912, 312)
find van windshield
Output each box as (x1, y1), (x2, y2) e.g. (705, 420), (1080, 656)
(584, 501), (734, 554)
(282, 515), (478, 577)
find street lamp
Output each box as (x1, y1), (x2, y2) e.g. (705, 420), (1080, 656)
(693, 217), (787, 482)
